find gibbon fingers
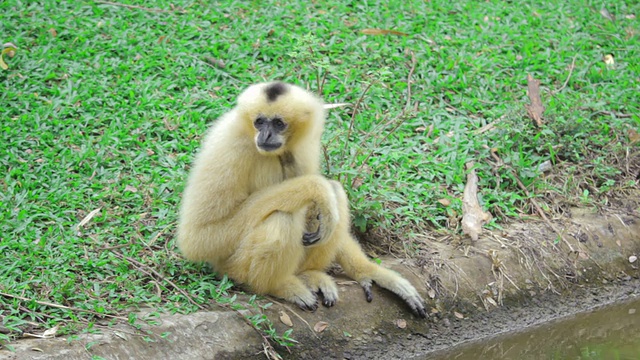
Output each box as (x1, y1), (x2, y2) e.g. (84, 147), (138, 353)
(177, 82), (426, 317)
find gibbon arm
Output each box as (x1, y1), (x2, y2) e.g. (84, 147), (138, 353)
(236, 175), (339, 225)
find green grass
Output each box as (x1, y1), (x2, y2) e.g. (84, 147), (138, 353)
(1, 0), (639, 351)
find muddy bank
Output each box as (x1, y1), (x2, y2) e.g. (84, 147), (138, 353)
(4, 208), (639, 360)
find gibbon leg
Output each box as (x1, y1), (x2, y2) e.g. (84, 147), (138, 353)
(330, 182), (428, 318)
(227, 209), (320, 310)
(221, 176), (343, 310)
(179, 175), (340, 267)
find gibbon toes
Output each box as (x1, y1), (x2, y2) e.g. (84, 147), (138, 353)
(408, 296), (427, 319)
(360, 280), (374, 302)
(293, 292), (319, 312)
(389, 279), (428, 319)
(318, 284), (339, 307)
(316, 289), (338, 307)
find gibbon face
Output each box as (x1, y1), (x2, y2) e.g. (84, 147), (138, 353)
(237, 82), (322, 156)
(253, 114), (288, 154)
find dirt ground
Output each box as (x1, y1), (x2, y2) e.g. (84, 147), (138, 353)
(4, 207), (639, 360)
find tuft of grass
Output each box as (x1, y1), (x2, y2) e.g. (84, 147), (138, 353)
(0, 0), (638, 352)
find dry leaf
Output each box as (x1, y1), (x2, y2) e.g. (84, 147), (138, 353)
(125, 185), (138, 193)
(279, 311), (293, 327)
(77, 208), (102, 229)
(616, 240), (622, 247)
(428, 289), (436, 299)
(360, 29), (408, 36)
(628, 129), (639, 144)
(454, 311), (464, 319)
(31, 348), (44, 352)
(113, 331), (128, 341)
(485, 296), (498, 307)
(48, 28), (58, 37)
(25, 325), (60, 339)
(525, 74), (545, 127)
(437, 198), (451, 207)
(461, 162), (492, 241)
(603, 54), (615, 66)
(415, 126), (426, 133)
(0, 43), (18, 70)
(43, 325), (59, 338)
(262, 341), (281, 360)
(395, 319), (407, 329)
(629, 308), (637, 314)
(204, 56), (225, 68)
(599, 8), (615, 21)
(313, 321), (329, 333)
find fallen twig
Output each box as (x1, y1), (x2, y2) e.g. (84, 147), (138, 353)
(486, 148), (577, 253)
(110, 251), (205, 310)
(405, 51), (417, 111)
(268, 298), (318, 338)
(552, 55), (577, 94)
(0, 292), (128, 321)
(350, 51), (417, 188)
(187, 54), (241, 84)
(110, 251), (286, 356)
(509, 172), (576, 252)
(95, 0), (186, 13)
(340, 81), (375, 162)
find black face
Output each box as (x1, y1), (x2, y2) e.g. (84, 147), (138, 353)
(254, 115), (288, 152)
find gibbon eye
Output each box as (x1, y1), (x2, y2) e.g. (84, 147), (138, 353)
(254, 116), (267, 128)
(272, 117), (287, 131)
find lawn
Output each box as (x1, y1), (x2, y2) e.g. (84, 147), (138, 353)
(1, 0), (638, 352)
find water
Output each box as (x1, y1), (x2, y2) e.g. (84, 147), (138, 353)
(430, 298), (640, 360)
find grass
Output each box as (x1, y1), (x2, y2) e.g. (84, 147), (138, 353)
(1, 0), (639, 353)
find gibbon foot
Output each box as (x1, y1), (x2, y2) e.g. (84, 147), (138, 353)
(318, 290), (337, 307)
(360, 278), (427, 319)
(315, 285), (338, 307)
(300, 270), (339, 307)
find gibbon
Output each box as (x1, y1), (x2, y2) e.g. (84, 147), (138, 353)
(177, 82), (426, 317)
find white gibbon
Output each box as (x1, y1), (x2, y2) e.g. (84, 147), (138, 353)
(177, 82), (426, 317)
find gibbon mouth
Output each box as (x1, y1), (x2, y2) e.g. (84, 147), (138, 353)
(257, 143), (283, 152)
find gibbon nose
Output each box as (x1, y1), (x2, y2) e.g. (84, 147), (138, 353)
(257, 129), (273, 144)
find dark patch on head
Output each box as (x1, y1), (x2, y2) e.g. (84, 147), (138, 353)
(265, 82), (288, 102)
